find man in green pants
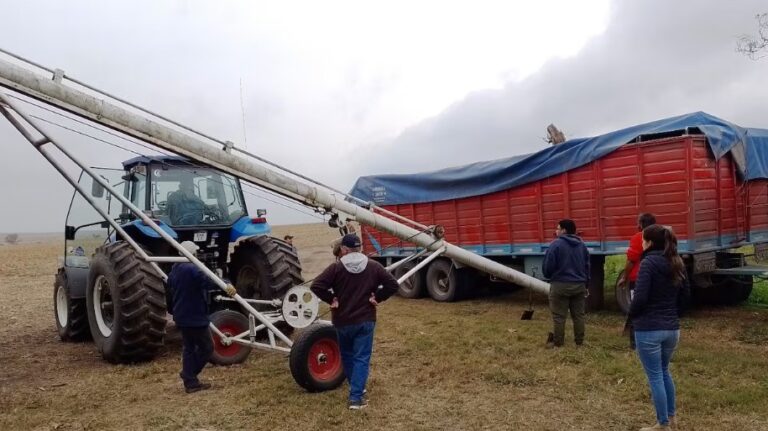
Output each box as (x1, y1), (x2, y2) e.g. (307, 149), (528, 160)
(542, 219), (590, 347)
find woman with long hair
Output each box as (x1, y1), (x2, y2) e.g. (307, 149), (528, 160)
(629, 225), (690, 430)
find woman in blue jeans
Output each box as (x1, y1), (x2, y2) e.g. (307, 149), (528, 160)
(629, 225), (690, 430)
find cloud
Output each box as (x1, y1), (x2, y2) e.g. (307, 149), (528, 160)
(354, 0), (768, 177)
(2, 0), (765, 233)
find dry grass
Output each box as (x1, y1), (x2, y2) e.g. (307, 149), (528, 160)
(1, 224), (767, 430)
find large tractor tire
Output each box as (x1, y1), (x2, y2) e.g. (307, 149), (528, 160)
(86, 242), (167, 363)
(394, 259), (426, 299)
(230, 236), (303, 339)
(209, 310), (252, 365)
(53, 268), (91, 342)
(230, 235), (303, 301)
(289, 324), (345, 392)
(426, 259), (471, 302)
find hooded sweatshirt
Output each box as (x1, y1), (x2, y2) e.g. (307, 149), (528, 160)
(310, 252), (399, 326)
(542, 234), (591, 283)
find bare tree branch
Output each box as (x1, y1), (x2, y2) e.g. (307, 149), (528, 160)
(737, 13), (768, 60)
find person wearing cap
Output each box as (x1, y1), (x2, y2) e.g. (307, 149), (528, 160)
(283, 235), (294, 246)
(167, 240), (237, 393)
(310, 234), (399, 410)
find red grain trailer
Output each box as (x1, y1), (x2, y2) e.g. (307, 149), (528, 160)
(350, 113), (768, 310)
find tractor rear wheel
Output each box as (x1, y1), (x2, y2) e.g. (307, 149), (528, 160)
(394, 260), (426, 298)
(289, 324), (345, 392)
(229, 236), (303, 338)
(54, 268), (90, 342)
(230, 235), (303, 301)
(209, 310), (252, 365)
(86, 242), (166, 363)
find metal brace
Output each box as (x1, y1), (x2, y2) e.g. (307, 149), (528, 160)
(223, 140), (234, 153)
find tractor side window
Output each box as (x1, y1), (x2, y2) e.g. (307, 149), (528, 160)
(130, 172), (147, 210)
(221, 176), (245, 220)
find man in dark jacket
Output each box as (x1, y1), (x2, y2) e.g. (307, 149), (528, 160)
(542, 219), (590, 347)
(311, 234), (399, 410)
(167, 241), (236, 393)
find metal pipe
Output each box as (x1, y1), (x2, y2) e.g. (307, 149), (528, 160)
(0, 56), (550, 295)
(397, 247), (446, 285)
(384, 248), (430, 273)
(145, 256), (189, 263)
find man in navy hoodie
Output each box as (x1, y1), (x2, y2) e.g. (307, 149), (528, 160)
(542, 219), (590, 347)
(167, 241), (237, 393)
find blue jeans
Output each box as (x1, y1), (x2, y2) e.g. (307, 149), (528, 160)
(635, 329), (680, 425)
(336, 321), (375, 402)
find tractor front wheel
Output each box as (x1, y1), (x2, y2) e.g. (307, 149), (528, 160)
(86, 242), (166, 363)
(54, 268), (90, 342)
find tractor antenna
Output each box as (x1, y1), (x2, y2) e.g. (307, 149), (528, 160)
(239, 77), (248, 149)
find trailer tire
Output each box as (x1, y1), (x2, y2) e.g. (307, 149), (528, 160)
(54, 268), (91, 342)
(209, 310), (252, 365)
(615, 270), (631, 314)
(289, 324), (345, 392)
(86, 242), (166, 363)
(426, 259), (465, 302)
(696, 275), (753, 305)
(394, 260), (426, 298)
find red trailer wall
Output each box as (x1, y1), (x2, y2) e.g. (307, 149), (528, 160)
(362, 135), (747, 256)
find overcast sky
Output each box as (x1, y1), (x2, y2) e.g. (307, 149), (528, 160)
(0, 0), (766, 233)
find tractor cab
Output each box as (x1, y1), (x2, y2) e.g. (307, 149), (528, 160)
(121, 155), (247, 228)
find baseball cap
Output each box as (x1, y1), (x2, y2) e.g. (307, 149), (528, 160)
(341, 233), (361, 248)
(179, 240), (199, 255)
(284, 235), (294, 240)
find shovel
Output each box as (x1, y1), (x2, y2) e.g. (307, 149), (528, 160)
(520, 290), (535, 320)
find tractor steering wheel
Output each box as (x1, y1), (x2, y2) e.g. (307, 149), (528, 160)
(203, 205), (223, 224)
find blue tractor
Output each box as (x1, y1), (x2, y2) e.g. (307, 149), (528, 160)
(53, 155), (303, 363)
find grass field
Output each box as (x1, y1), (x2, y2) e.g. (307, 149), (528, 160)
(1, 226), (767, 430)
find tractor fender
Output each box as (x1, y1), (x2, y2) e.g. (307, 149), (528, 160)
(229, 216), (271, 243)
(60, 265), (89, 299)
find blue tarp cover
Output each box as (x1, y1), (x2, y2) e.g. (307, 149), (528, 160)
(350, 112), (768, 205)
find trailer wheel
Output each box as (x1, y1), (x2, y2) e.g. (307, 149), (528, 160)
(426, 259), (465, 302)
(394, 260), (426, 298)
(695, 275), (753, 305)
(54, 268), (91, 342)
(289, 324), (345, 392)
(209, 310), (252, 365)
(86, 242), (166, 363)
(615, 270), (631, 314)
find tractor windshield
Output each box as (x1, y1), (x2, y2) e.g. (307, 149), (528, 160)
(149, 165), (246, 227)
